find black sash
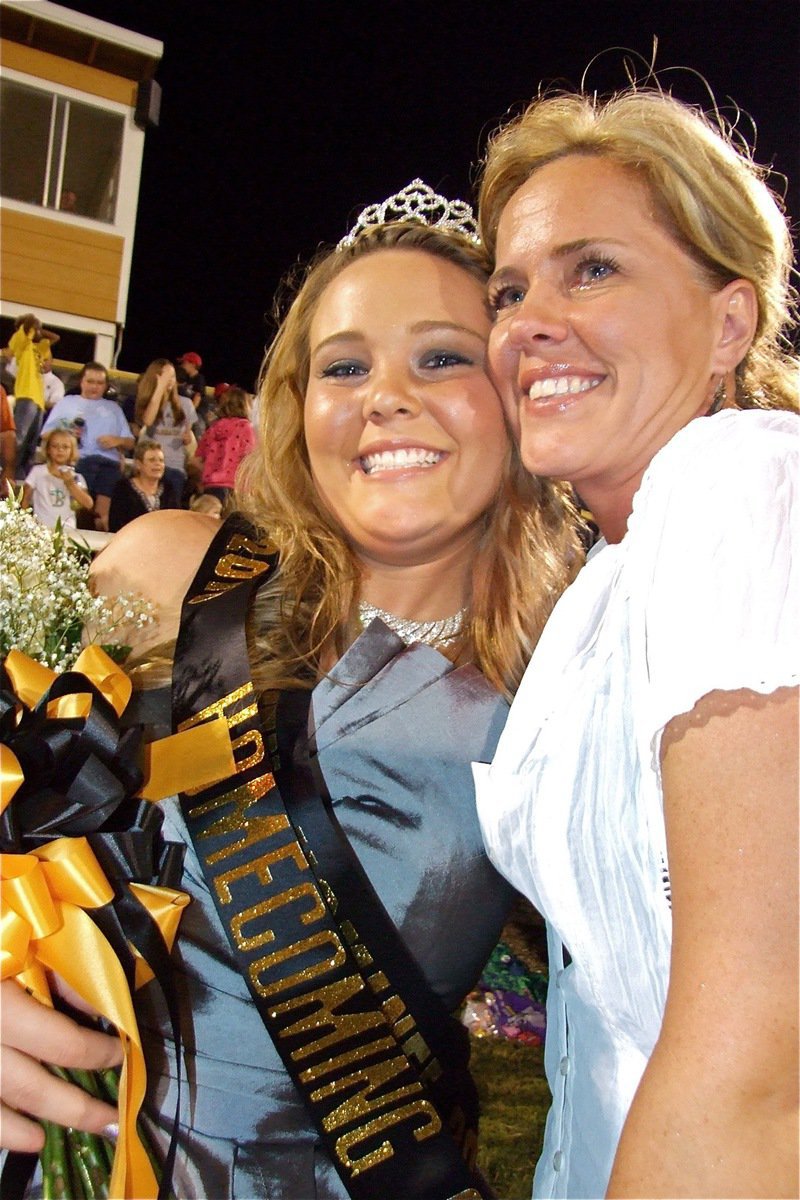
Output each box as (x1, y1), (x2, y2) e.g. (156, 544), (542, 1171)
(172, 515), (491, 1200)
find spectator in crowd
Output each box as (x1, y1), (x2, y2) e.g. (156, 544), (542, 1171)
(0, 384), (16, 499)
(108, 438), (179, 532)
(5, 312), (60, 478)
(188, 491), (223, 518)
(5, 351), (65, 412)
(193, 385), (255, 504)
(42, 362), (134, 530)
(135, 359), (198, 500)
(193, 386), (218, 436)
(176, 351), (206, 406)
(179, 353), (217, 434)
(23, 428), (93, 529)
(41, 354), (66, 410)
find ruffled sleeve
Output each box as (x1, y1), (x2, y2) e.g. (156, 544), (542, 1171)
(627, 410), (799, 767)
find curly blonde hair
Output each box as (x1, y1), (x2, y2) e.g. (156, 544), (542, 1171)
(479, 87), (798, 412)
(236, 222), (580, 699)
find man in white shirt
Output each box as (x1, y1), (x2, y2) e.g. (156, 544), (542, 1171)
(41, 354), (66, 410)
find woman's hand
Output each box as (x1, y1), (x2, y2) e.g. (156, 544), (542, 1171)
(0, 979), (123, 1152)
(156, 365), (176, 392)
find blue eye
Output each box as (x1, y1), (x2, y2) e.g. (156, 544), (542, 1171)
(573, 255), (619, 288)
(421, 350), (473, 369)
(488, 283), (525, 315)
(320, 360), (367, 379)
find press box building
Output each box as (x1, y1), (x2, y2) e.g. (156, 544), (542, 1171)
(0, 0), (162, 364)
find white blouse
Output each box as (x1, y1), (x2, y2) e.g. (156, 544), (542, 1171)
(475, 409), (799, 1198)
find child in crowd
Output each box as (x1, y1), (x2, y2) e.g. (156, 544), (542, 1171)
(189, 492), (223, 518)
(23, 429), (93, 529)
(193, 385), (254, 503)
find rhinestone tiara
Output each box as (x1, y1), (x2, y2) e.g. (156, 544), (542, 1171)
(337, 178), (480, 249)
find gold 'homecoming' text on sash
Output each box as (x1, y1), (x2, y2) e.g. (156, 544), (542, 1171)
(179, 679), (443, 1176)
(173, 516), (490, 1199)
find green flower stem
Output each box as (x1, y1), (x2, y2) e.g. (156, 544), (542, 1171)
(47, 1064), (169, 1196)
(48, 1066), (115, 1192)
(97, 1067), (120, 1103)
(40, 1114), (54, 1196)
(68, 1127), (108, 1199)
(41, 1117), (78, 1199)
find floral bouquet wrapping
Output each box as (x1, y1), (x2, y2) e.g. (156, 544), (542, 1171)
(0, 500), (235, 1199)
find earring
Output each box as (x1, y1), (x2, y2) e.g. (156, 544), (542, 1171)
(706, 378), (726, 416)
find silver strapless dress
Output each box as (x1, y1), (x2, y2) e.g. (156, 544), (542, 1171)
(133, 621), (514, 1199)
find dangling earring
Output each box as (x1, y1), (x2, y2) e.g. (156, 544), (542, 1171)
(706, 377), (726, 416)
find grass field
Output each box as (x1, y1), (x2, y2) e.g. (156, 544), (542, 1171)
(472, 898), (551, 1199)
(473, 1035), (549, 1199)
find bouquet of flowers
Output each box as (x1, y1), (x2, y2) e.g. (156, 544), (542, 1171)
(0, 494), (153, 670)
(1, 496), (235, 1199)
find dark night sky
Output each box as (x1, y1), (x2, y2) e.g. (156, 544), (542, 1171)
(60, 0), (799, 388)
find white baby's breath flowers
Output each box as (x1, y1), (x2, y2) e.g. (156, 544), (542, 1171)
(0, 496), (154, 671)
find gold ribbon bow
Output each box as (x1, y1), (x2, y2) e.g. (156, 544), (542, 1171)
(0, 837), (189, 1197)
(2, 645), (235, 803)
(1, 646), (236, 1198)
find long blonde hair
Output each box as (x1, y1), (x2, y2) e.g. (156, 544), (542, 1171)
(236, 222), (580, 698)
(135, 358), (185, 426)
(479, 87), (798, 412)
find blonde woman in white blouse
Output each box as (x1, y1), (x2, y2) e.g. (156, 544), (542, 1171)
(475, 86), (798, 1200)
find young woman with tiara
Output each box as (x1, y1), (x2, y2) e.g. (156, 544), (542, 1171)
(0, 181), (580, 1199)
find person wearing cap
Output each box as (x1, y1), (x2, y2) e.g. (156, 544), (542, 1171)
(176, 351), (207, 406)
(177, 352), (213, 435)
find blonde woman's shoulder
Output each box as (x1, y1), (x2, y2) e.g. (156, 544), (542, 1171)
(90, 510), (218, 651)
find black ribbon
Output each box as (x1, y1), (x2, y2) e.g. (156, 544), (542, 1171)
(281, 719), (483, 1170)
(0, 658), (186, 1200)
(173, 514), (491, 1200)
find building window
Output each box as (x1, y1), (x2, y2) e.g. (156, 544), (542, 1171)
(0, 79), (123, 223)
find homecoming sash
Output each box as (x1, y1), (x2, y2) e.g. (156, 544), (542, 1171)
(172, 516), (491, 1200)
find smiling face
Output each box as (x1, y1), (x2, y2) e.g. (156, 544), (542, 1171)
(304, 248), (508, 570)
(488, 155), (752, 529)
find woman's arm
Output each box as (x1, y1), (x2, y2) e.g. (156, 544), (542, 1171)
(91, 508), (219, 651)
(608, 684), (799, 1199)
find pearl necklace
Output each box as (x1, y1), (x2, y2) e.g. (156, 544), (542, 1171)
(358, 600), (467, 647)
